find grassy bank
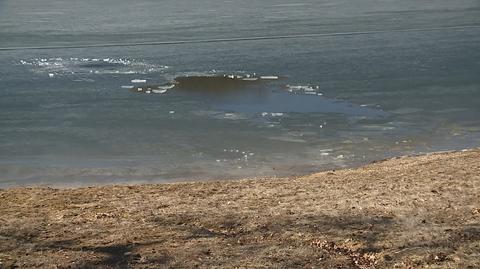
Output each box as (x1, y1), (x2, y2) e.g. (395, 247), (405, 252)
(0, 149), (479, 268)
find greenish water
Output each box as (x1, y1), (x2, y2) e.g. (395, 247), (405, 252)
(0, 0), (479, 187)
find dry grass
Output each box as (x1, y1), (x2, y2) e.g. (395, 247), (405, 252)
(0, 149), (479, 268)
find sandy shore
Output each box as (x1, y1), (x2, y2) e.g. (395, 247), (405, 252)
(0, 149), (479, 268)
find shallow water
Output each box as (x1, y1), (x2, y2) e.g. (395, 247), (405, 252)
(1, 0), (480, 187)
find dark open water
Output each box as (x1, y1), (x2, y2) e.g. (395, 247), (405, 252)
(1, 0), (479, 187)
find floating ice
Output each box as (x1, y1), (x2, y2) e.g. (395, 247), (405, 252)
(121, 85), (134, 89)
(20, 57), (168, 77)
(287, 85), (303, 90)
(48, 73), (54, 78)
(157, 84), (175, 90)
(270, 112), (284, 117)
(152, 89), (167, 94)
(131, 79), (147, 83)
(131, 83), (176, 94)
(285, 85), (323, 96)
(260, 75), (279, 80)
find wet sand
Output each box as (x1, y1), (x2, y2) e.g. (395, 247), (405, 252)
(0, 149), (479, 268)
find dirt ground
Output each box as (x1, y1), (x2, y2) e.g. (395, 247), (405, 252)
(0, 149), (479, 269)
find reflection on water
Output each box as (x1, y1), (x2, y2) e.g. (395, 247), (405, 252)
(174, 75), (264, 92)
(129, 75), (388, 116)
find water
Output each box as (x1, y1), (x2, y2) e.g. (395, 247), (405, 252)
(1, 0), (480, 187)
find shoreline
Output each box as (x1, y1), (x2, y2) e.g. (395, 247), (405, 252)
(1, 148), (479, 268)
(0, 149), (470, 190)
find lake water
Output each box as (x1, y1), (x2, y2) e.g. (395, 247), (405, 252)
(1, 0), (479, 187)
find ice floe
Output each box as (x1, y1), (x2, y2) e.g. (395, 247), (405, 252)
(260, 75), (279, 80)
(285, 85), (323, 96)
(260, 112), (285, 117)
(131, 79), (147, 83)
(19, 57), (168, 77)
(151, 89), (167, 94)
(157, 84), (176, 90)
(131, 83), (176, 94)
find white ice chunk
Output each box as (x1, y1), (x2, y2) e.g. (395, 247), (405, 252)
(152, 89), (167, 94)
(131, 79), (147, 83)
(286, 85), (303, 90)
(158, 84), (175, 90)
(260, 75), (278, 80)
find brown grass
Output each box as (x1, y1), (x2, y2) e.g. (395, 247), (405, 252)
(1, 149), (479, 268)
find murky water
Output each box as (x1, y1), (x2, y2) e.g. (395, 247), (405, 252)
(1, 0), (479, 187)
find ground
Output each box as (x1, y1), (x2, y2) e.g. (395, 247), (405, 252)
(0, 149), (479, 268)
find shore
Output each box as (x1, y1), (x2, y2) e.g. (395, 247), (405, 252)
(0, 149), (479, 268)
